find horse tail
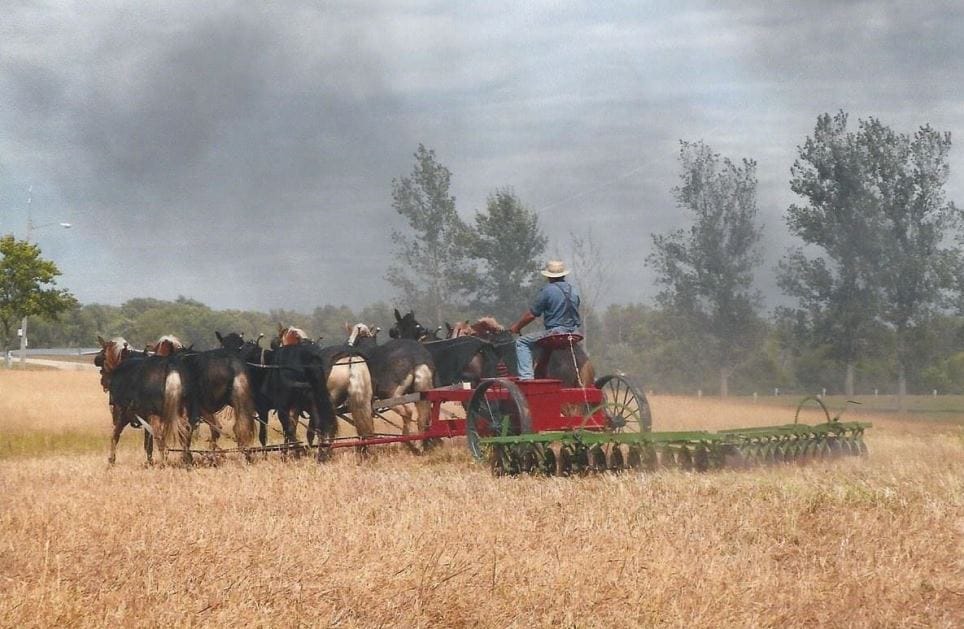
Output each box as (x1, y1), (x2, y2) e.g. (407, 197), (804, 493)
(231, 370), (257, 448)
(307, 363), (338, 442)
(412, 363), (434, 433)
(163, 367), (192, 462)
(345, 360), (374, 438)
(576, 345), (595, 388)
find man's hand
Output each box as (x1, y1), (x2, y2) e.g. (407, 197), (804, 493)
(510, 311), (536, 335)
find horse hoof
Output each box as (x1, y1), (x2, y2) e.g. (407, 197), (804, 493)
(315, 447), (332, 463)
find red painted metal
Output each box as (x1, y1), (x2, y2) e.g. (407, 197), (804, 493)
(318, 378), (607, 451)
(423, 378), (604, 437)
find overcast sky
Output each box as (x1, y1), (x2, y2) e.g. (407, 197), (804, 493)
(1, 0), (962, 314)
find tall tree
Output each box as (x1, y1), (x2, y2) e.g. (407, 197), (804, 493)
(779, 112), (881, 396)
(780, 112), (960, 399)
(468, 188), (547, 323)
(647, 141), (764, 396)
(386, 144), (475, 326)
(0, 234), (77, 352)
(568, 227), (612, 351)
(864, 120), (959, 399)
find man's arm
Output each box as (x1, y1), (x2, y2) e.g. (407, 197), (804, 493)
(509, 311), (536, 335)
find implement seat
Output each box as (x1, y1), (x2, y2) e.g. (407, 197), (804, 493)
(534, 333), (583, 379)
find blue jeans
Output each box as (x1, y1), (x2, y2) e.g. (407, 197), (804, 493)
(515, 327), (579, 379)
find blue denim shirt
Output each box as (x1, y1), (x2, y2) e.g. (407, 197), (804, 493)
(530, 281), (581, 330)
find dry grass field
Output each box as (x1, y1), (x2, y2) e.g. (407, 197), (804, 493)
(1, 370), (962, 627)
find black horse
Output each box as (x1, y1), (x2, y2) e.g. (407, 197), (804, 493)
(389, 311), (505, 388)
(164, 344), (259, 460)
(216, 331), (286, 447)
(390, 311), (594, 388)
(388, 309), (441, 341)
(347, 323), (436, 451)
(272, 326), (372, 459)
(96, 336), (191, 466)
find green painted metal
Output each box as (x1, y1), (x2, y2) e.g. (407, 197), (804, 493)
(475, 417), (872, 476)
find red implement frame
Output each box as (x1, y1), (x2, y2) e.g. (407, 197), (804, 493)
(323, 378), (606, 450)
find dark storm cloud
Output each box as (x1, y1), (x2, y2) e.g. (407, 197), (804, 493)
(0, 0), (961, 312)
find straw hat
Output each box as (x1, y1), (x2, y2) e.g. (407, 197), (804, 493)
(540, 260), (570, 278)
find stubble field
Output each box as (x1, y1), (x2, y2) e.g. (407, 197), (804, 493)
(1, 369), (962, 627)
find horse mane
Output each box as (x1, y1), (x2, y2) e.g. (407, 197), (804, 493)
(448, 321), (474, 338)
(472, 317), (505, 335)
(446, 317), (507, 340)
(149, 334), (184, 356)
(279, 326), (308, 347)
(106, 337), (129, 366)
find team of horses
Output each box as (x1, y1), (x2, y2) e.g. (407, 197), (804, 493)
(95, 309), (593, 466)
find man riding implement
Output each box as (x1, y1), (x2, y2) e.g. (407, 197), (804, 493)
(509, 260), (582, 379)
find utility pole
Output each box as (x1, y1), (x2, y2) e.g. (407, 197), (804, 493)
(17, 186), (72, 367)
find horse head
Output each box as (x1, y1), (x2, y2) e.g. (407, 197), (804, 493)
(391, 309), (436, 341)
(277, 325), (309, 347)
(215, 330), (246, 352)
(219, 331), (269, 365)
(448, 321), (474, 338)
(346, 323), (380, 348)
(95, 335), (131, 391)
(472, 317), (507, 341)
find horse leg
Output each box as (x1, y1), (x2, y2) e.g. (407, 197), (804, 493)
(143, 429), (154, 466)
(578, 354), (595, 389)
(306, 409), (316, 448)
(412, 364), (436, 451)
(280, 408), (297, 445)
(393, 399), (419, 455)
(413, 365), (434, 434)
(257, 407), (269, 447)
(276, 408), (295, 458)
(108, 406), (126, 465)
(258, 419), (267, 447)
(205, 412), (222, 451)
(179, 419), (195, 468)
(309, 400), (330, 462)
(151, 415), (168, 466)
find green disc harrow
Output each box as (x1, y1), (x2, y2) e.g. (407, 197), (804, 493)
(471, 388), (872, 477)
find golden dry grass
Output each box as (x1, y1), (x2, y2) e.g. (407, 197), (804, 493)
(1, 370), (962, 627)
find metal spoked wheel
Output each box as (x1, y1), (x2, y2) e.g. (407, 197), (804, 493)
(594, 375), (652, 433)
(466, 378), (533, 463)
